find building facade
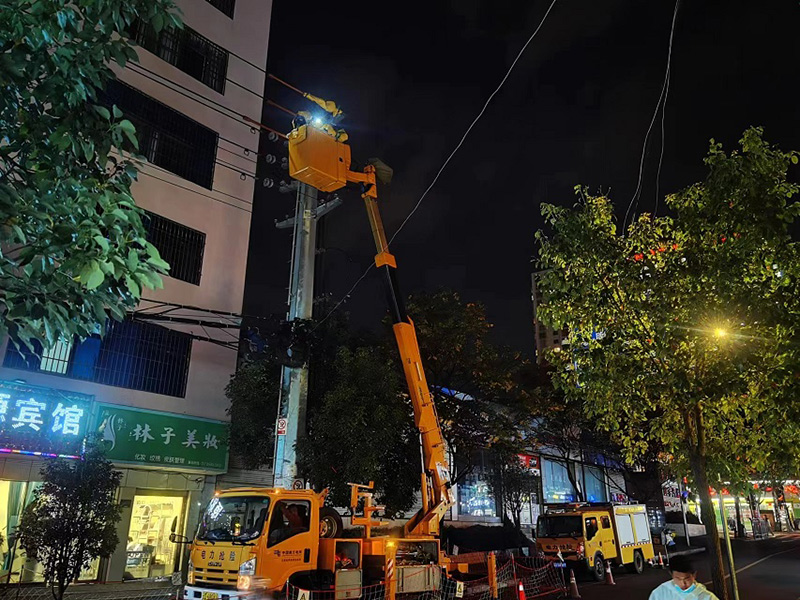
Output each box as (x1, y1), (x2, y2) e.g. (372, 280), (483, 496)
(531, 272), (568, 362)
(0, 0), (271, 583)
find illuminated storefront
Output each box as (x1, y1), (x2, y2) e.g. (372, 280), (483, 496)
(0, 381), (95, 582)
(0, 381), (229, 583)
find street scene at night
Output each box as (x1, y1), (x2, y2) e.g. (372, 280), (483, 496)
(2, 1), (800, 599)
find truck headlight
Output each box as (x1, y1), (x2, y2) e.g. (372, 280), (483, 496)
(187, 560), (195, 585)
(239, 557), (256, 576)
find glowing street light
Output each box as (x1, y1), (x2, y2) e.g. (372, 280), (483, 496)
(713, 328), (728, 338)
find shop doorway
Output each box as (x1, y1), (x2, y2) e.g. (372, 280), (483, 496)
(125, 494), (185, 580)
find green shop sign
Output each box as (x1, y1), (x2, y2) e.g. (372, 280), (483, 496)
(0, 380), (92, 458)
(94, 404), (229, 472)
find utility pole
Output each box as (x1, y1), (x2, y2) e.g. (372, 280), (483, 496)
(718, 490), (740, 600)
(272, 183), (340, 489)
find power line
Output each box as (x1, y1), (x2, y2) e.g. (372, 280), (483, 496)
(312, 0), (560, 330)
(124, 62), (285, 141)
(138, 169), (252, 214)
(216, 156), (257, 179)
(654, 0), (680, 216)
(143, 161), (253, 205)
(624, 0), (681, 231)
(219, 143), (257, 165)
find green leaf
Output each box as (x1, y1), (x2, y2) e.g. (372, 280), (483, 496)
(126, 248), (138, 272)
(94, 105), (111, 120)
(93, 235), (110, 252)
(112, 105), (122, 119)
(124, 274), (140, 298)
(84, 262), (105, 290)
(119, 119), (136, 134)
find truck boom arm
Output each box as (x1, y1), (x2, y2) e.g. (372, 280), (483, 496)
(348, 167), (455, 537)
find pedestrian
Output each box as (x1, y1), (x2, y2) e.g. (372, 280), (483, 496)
(648, 555), (719, 600)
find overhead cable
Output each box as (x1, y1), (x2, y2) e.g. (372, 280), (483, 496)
(623, 0), (681, 230)
(310, 0), (560, 331)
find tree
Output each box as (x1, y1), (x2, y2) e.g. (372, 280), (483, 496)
(0, 0), (180, 350)
(404, 290), (525, 482)
(487, 447), (539, 530)
(535, 128), (800, 599)
(228, 297), (354, 470)
(16, 443), (122, 600)
(225, 360), (280, 470)
(298, 347), (420, 517)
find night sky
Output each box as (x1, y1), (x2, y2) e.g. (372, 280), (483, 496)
(244, 0), (800, 356)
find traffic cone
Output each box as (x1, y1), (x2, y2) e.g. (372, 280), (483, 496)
(568, 569), (581, 599)
(517, 580), (526, 600)
(604, 561), (616, 585)
(657, 553), (664, 568)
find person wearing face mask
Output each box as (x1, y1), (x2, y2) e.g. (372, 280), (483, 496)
(649, 555), (720, 599)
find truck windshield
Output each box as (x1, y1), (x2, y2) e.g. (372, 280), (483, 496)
(537, 515), (583, 538)
(197, 496), (271, 542)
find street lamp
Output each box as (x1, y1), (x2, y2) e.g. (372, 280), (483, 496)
(713, 327), (728, 338)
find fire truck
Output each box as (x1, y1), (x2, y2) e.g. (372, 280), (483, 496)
(176, 81), (457, 600)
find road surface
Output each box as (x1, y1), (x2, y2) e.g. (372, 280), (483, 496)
(575, 533), (800, 599)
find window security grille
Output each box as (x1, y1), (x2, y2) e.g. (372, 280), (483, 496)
(4, 320), (192, 398)
(143, 211), (205, 285)
(205, 0), (235, 18)
(101, 80), (218, 189)
(130, 20), (229, 94)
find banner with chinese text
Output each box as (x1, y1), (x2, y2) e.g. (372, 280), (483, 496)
(94, 404), (229, 473)
(0, 380), (92, 458)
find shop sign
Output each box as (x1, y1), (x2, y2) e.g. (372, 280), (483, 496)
(662, 481), (682, 512)
(518, 454), (541, 476)
(0, 380), (92, 458)
(94, 403), (229, 472)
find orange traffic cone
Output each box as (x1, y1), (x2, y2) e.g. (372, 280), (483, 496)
(517, 580), (526, 600)
(604, 561), (616, 585)
(657, 553), (665, 568)
(568, 569), (581, 599)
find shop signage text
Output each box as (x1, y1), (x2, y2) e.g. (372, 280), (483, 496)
(94, 404), (229, 472)
(0, 380), (92, 458)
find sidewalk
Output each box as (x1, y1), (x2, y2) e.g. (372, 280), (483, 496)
(1, 579), (178, 600)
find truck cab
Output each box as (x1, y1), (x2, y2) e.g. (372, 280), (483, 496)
(184, 488), (340, 600)
(536, 503), (654, 581)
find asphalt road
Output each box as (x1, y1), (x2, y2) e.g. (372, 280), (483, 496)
(575, 533), (800, 600)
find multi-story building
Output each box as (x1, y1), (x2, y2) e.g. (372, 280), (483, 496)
(531, 271), (568, 362)
(0, 0), (271, 582)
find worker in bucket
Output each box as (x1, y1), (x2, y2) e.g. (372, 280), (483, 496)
(649, 555), (719, 599)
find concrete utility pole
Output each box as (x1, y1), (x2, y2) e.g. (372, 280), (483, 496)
(272, 183), (340, 489)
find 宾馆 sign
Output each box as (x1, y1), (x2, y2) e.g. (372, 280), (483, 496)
(0, 380), (92, 458)
(94, 404), (229, 473)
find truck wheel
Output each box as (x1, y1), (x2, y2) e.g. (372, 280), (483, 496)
(627, 550), (644, 574)
(319, 507), (343, 538)
(591, 554), (605, 581)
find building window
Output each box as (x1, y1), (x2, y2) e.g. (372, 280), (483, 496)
(542, 459), (576, 503)
(205, 0), (235, 18)
(456, 450), (497, 519)
(100, 80), (218, 189)
(130, 21), (229, 94)
(39, 338), (73, 375)
(583, 465), (608, 502)
(143, 211), (205, 285)
(4, 320), (192, 398)
(126, 494), (186, 579)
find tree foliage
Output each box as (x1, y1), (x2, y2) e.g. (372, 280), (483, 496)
(487, 448), (539, 530)
(0, 0), (180, 350)
(535, 128), (800, 599)
(298, 347), (420, 517)
(225, 360), (280, 470)
(405, 290), (525, 480)
(16, 443), (122, 600)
